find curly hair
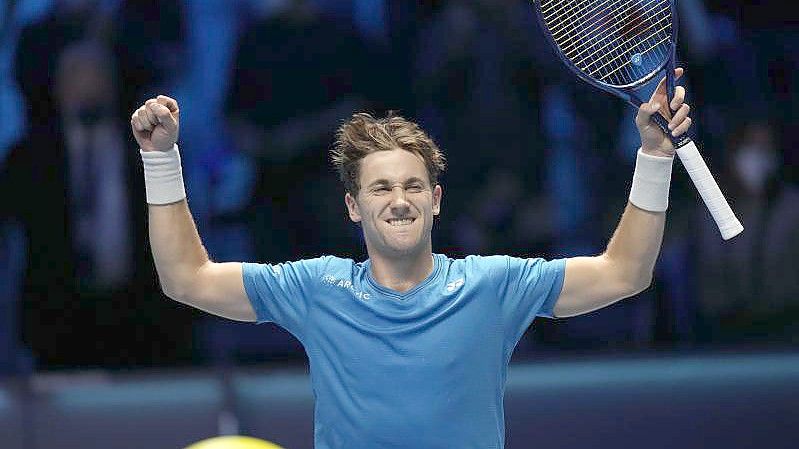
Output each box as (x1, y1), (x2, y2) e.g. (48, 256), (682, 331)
(331, 112), (446, 195)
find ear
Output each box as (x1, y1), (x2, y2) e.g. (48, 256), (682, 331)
(345, 192), (362, 222)
(432, 185), (442, 216)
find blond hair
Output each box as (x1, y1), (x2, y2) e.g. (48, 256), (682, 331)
(331, 112), (446, 195)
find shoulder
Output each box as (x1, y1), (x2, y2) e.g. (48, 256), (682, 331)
(244, 255), (354, 282)
(452, 254), (564, 277)
(441, 254), (513, 280)
(457, 254), (515, 270)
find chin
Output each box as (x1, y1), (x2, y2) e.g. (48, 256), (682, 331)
(385, 242), (419, 256)
(366, 224), (431, 258)
(379, 238), (425, 258)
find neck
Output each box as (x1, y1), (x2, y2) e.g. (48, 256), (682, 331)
(367, 247), (435, 293)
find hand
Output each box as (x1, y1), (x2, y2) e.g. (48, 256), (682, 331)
(635, 68), (692, 157)
(131, 95), (180, 152)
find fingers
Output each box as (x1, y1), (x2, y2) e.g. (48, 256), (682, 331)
(130, 96), (179, 132)
(653, 67), (684, 96)
(156, 95), (179, 115)
(669, 85), (685, 111)
(671, 115), (692, 137)
(143, 100), (160, 126)
(669, 103), (690, 128)
(635, 101), (661, 127)
(148, 102), (172, 122)
(149, 102), (178, 133)
(131, 108), (151, 133)
(667, 85), (691, 136)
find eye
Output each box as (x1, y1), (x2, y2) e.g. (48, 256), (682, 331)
(406, 183), (423, 193)
(373, 186), (390, 194)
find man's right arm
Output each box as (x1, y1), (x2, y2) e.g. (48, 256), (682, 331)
(132, 96), (256, 322)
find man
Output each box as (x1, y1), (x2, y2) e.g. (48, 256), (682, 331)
(130, 68), (692, 448)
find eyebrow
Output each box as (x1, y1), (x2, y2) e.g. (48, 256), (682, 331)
(366, 177), (427, 189)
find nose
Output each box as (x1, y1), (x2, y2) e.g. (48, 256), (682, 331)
(389, 186), (410, 210)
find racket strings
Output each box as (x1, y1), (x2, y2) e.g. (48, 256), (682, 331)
(593, 25), (671, 80)
(547, 0), (669, 64)
(554, 0), (636, 60)
(582, 10), (670, 75)
(540, 0), (672, 86)
(565, 0), (669, 64)
(548, 0), (671, 84)
(543, 0), (667, 50)
(548, 0), (651, 78)
(547, 0), (626, 46)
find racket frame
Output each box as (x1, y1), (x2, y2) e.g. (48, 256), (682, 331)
(531, 0), (743, 239)
(533, 0), (686, 146)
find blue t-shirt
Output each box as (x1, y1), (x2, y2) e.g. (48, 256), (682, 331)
(242, 253), (565, 449)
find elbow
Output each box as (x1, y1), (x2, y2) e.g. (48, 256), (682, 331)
(626, 272), (654, 297)
(606, 256), (654, 298)
(159, 278), (186, 302)
(157, 272), (197, 304)
(158, 261), (212, 304)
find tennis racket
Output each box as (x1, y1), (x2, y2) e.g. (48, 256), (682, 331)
(532, 0), (743, 240)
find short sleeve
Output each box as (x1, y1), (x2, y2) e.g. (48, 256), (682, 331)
(242, 257), (330, 339)
(497, 256), (566, 352)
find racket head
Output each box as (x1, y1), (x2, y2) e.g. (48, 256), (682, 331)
(532, 0), (677, 98)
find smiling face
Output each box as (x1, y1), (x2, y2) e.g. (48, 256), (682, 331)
(345, 149), (442, 259)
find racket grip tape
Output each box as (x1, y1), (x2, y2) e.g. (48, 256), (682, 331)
(675, 141), (744, 240)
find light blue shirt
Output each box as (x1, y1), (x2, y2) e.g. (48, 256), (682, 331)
(243, 253), (566, 449)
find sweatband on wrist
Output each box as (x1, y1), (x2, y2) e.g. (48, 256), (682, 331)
(628, 149), (674, 212)
(140, 144), (186, 205)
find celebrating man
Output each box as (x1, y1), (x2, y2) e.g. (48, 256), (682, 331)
(131, 68), (692, 448)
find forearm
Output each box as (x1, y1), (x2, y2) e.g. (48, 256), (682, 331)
(601, 141), (674, 290)
(603, 201), (665, 291)
(148, 200), (210, 299)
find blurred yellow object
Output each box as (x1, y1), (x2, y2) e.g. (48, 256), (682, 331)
(184, 436), (286, 449)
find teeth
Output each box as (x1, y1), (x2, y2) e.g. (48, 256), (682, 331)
(387, 218), (414, 226)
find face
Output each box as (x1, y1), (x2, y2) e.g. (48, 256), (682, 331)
(56, 57), (114, 118)
(345, 149), (442, 259)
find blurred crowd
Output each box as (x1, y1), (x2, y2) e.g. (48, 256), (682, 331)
(0, 0), (797, 374)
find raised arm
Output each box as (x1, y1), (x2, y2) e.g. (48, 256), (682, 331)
(553, 68), (692, 318)
(131, 96), (256, 321)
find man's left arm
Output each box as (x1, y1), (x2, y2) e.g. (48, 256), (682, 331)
(552, 68), (693, 318)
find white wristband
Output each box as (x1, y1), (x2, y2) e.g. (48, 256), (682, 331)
(140, 144), (187, 205)
(628, 149), (674, 212)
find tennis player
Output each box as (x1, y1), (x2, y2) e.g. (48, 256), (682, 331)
(131, 69), (691, 448)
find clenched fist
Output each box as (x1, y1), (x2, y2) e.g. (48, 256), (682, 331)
(131, 95), (180, 152)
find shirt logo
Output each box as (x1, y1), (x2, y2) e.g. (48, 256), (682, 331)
(322, 274), (371, 301)
(446, 278), (465, 293)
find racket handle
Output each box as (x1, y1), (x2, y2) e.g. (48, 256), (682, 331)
(675, 140), (744, 240)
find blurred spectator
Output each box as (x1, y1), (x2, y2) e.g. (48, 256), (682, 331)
(15, 0), (115, 134)
(694, 122), (799, 345)
(113, 0), (186, 116)
(226, 0), (387, 262)
(0, 39), (193, 369)
(412, 0), (627, 249)
(414, 0), (554, 228)
(450, 168), (554, 255)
